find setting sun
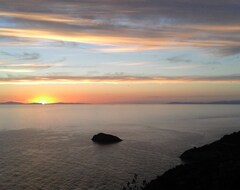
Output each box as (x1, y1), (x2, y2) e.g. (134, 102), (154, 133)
(30, 96), (57, 104)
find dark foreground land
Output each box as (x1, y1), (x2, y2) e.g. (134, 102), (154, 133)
(144, 131), (240, 190)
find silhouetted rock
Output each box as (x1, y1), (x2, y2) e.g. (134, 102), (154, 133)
(92, 133), (122, 144)
(144, 131), (240, 190)
(180, 131), (240, 162)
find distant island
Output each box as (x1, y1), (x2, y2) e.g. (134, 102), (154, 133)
(0, 102), (89, 105)
(168, 100), (240, 104)
(143, 131), (240, 190)
(0, 101), (24, 105)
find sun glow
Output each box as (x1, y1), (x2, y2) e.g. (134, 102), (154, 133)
(30, 96), (57, 104)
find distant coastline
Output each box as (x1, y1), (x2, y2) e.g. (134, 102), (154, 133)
(1, 100), (240, 105)
(0, 101), (89, 105)
(168, 100), (240, 104)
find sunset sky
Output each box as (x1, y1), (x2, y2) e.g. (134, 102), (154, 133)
(0, 0), (240, 103)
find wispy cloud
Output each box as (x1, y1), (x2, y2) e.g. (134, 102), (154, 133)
(104, 61), (148, 66)
(0, 62), (56, 68)
(0, 27), (238, 54)
(0, 11), (83, 24)
(1, 74), (240, 84)
(0, 59), (63, 73)
(0, 69), (34, 73)
(0, 51), (40, 60)
(166, 56), (192, 63)
(160, 64), (203, 70)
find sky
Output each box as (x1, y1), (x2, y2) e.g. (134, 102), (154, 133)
(0, 0), (240, 103)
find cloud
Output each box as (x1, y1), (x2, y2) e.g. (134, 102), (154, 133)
(0, 69), (34, 73)
(0, 11), (84, 24)
(0, 51), (40, 60)
(104, 61), (148, 66)
(0, 0), (239, 25)
(0, 59), (64, 73)
(0, 0), (239, 55)
(166, 56), (192, 63)
(0, 74), (240, 84)
(0, 62), (55, 68)
(216, 46), (240, 57)
(0, 27), (238, 54)
(160, 64), (203, 70)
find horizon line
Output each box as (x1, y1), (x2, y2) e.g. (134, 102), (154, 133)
(1, 100), (240, 105)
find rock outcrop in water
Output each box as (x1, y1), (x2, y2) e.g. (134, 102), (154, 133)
(92, 133), (122, 144)
(143, 131), (240, 190)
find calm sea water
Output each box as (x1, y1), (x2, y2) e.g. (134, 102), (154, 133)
(0, 104), (240, 190)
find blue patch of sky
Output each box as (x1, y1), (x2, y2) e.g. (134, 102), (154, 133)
(1, 41), (239, 78)
(0, 18), (17, 28)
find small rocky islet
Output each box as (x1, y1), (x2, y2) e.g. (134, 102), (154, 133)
(92, 133), (122, 144)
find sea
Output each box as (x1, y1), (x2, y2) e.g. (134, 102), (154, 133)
(0, 104), (240, 190)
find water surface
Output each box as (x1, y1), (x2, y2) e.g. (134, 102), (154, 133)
(0, 104), (240, 189)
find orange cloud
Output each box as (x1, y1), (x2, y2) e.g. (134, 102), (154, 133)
(0, 26), (239, 53)
(0, 75), (240, 85)
(189, 25), (240, 32)
(0, 11), (93, 24)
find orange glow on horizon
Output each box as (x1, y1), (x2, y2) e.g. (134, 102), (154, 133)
(29, 96), (57, 104)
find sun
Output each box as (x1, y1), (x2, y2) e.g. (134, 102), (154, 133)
(30, 96), (57, 104)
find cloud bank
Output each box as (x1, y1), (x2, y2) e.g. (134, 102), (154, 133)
(0, 0), (239, 55)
